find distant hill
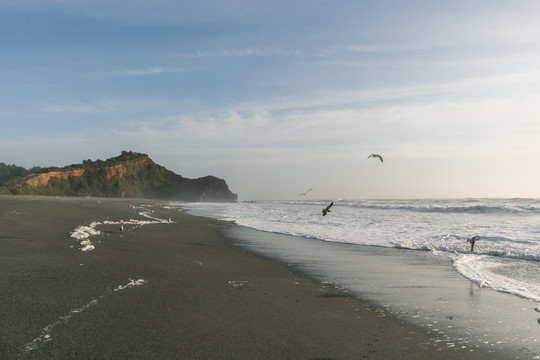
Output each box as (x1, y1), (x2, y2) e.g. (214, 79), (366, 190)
(0, 151), (238, 202)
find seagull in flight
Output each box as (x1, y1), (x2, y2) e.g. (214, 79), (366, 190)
(466, 235), (480, 251)
(368, 154), (383, 163)
(322, 201), (333, 216)
(297, 188), (313, 196)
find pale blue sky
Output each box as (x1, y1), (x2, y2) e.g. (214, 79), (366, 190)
(2, 1), (540, 200)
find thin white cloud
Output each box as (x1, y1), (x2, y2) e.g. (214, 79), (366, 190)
(188, 47), (303, 59)
(344, 42), (433, 54)
(41, 98), (169, 115)
(120, 66), (184, 76)
(186, 42), (433, 61)
(122, 67), (165, 76)
(43, 103), (105, 114)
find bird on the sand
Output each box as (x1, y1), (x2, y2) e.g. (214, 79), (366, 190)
(298, 188), (313, 196)
(322, 201), (333, 216)
(466, 235), (480, 251)
(368, 154), (383, 163)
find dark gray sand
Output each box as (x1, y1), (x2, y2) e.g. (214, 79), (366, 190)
(1, 196), (502, 359)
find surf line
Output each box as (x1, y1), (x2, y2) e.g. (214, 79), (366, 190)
(69, 207), (173, 252)
(21, 278), (147, 353)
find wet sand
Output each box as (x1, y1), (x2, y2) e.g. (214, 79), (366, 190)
(0, 196), (501, 359)
(223, 226), (540, 359)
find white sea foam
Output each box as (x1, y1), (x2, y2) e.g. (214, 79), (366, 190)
(113, 278), (147, 291)
(69, 222), (101, 251)
(69, 222), (101, 240)
(182, 199), (540, 303)
(79, 240), (95, 252)
(68, 208), (173, 252)
(453, 254), (540, 302)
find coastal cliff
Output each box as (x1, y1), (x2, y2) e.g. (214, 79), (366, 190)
(1, 151), (237, 202)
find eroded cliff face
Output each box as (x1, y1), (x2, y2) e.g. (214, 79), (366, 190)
(24, 170), (85, 187)
(101, 157), (153, 180)
(23, 157), (154, 187)
(102, 165), (126, 180)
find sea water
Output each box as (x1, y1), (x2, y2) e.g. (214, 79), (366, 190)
(184, 199), (540, 302)
(180, 198), (540, 358)
(181, 199), (540, 359)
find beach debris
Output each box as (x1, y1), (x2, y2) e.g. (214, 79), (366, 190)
(228, 280), (248, 288)
(466, 235), (480, 251)
(297, 187), (313, 196)
(114, 278), (147, 291)
(368, 153), (384, 163)
(322, 201), (333, 216)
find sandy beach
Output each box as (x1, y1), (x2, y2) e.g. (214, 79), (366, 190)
(0, 196), (503, 359)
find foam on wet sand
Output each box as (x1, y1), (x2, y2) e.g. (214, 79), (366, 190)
(21, 278), (148, 353)
(68, 208), (173, 252)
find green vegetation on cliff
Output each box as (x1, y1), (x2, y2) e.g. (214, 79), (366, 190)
(0, 163), (28, 184)
(0, 151), (237, 202)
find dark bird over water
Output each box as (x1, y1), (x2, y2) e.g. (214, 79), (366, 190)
(322, 201), (333, 216)
(467, 235), (480, 251)
(298, 188), (313, 196)
(368, 154), (383, 162)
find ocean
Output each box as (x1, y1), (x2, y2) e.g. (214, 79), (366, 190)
(179, 198), (540, 358)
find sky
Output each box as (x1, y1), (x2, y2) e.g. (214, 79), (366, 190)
(2, 0), (540, 200)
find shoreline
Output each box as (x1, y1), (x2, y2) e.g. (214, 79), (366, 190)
(1, 196), (509, 359)
(221, 224), (540, 359)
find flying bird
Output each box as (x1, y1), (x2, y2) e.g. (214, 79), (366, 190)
(466, 235), (480, 251)
(368, 154), (383, 163)
(322, 201), (333, 216)
(297, 188), (313, 196)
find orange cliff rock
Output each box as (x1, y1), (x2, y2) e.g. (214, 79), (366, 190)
(24, 170), (85, 187)
(101, 157), (153, 180)
(102, 164), (127, 180)
(23, 157), (154, 187)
